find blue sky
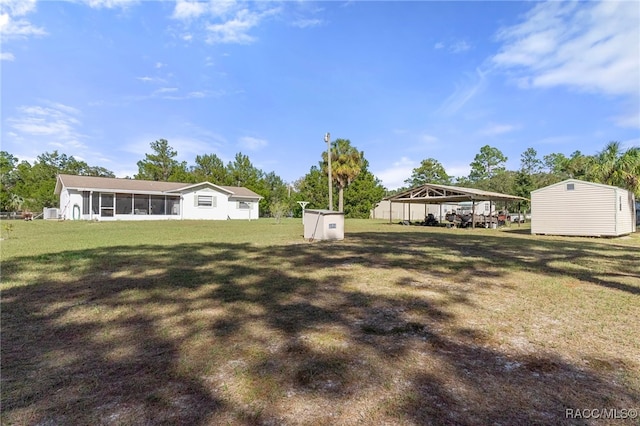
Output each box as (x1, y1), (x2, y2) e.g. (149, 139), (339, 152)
(2, 0), (639, 189)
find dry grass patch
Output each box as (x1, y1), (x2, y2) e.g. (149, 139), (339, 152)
(2, 219), (639, 425)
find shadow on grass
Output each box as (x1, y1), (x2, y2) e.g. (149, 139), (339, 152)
(2, 230), (639, 424)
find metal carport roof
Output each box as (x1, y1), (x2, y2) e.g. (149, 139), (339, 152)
(387, 183), (528, 204)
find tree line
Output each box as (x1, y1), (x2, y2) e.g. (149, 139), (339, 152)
(1, 139), (637, 218)
(400, 142), (640, 211)
(0, 138), (385, 218)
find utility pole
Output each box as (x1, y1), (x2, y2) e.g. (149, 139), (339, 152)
(325, 132), (332, 210)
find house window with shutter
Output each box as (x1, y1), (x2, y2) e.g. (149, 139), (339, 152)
(196, 195), (216, 207)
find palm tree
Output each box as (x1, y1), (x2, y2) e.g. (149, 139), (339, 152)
(323, 139), (362, 212)
(8, 194), (24, 213)
(590, 142), (640, 196)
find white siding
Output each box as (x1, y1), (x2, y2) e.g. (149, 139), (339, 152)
(532, 180), (635, 237)
(57, 182), (261, 221)
(616, 190), (636, 234)
(182, 188), (229, 220)
(227, 198), (259, 220)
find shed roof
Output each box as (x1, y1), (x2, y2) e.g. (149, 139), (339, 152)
(55, 174), (262, 199)
(530, 178), (631, 194)
(387, 183), (528, 204)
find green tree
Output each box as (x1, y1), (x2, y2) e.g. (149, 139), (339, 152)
(514, 148), (542, 209)
(562, 151), (593, 180)
(405, 158), (451, 187)
(259, 171), (289, 217)
(191, 153), (227, 183)
(343, 158), (386, 218)
(8, 151), (114, 212)
(519, 148), (543, 175)
(0, 151), (19, 211)
(323, 138), (362, 212)
(135, 139), (180, 181)
(589, 142), (640, 196)
(225, 152), (263, 188)
(295, 166), (328, 211)
(469, 145), (508, 182)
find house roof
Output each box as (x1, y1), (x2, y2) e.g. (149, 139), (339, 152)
(387, 183), (528, 204)
(55, 174), (262, 199)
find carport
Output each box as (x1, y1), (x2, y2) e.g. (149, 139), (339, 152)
(387, 183), (528, 228)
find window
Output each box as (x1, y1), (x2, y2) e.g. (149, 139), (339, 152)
(167, 196), (180, 215)
(82, 191), (90, 215)
(134, 194), (149, 214)
(566, 183), (575, 191)
(150, 195), (165, 215)
(238, 201), (250, 209)
(116, 193), (132, 214)
(92, 193), (99, 214)
(196, 195), (215, 207)
(101, 193), (114, 217)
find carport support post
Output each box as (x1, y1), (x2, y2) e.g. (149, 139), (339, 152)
(389, 200), (393, 224)
(472, 200), (476, 229)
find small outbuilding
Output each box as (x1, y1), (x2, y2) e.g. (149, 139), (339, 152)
(531, 179), (636, 237)
(303, 209), (344, 241)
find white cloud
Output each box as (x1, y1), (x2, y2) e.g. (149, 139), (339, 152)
(206, 9), (262, 44)
(172, 0), (208, 20)
(1, 51), (15, 61)
(438, 68), (488, 115)
(85, 0), (138, 9)
(433, 40), (470, 53)
(374, 157), (416, 190)
(612, 110), (640, 129)
(0, 0), (47, 41)
(450, 40), (470, 53)
(238, 136), (267, 151)
(492, 1), (640, 97)
(479, 123), (518, 136)
(155, 62), (166, 69)
(420, 133), (438, 143)
(444, 163), (471, 179)
(291, 18), (323, 29)
(171, 1), (281, 45)
(6, 101), (87, 149)
(136, 76), (167, 84)
(1, 0), (37, 16)
(154, 87), (178, 94)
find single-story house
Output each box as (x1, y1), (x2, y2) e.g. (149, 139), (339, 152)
(54, 174), (262, 221)
(531, 179), (636, 237)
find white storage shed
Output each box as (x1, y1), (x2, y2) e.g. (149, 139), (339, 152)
(304, 210), (344, 241)
(531, 179), (636, 237)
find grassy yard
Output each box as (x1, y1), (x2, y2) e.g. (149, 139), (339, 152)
(2, 219), (639, 425)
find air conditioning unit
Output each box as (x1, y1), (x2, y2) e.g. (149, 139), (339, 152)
(43, 208), (60, 220)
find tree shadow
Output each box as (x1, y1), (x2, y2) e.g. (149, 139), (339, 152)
(2, 233), (638, 424)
